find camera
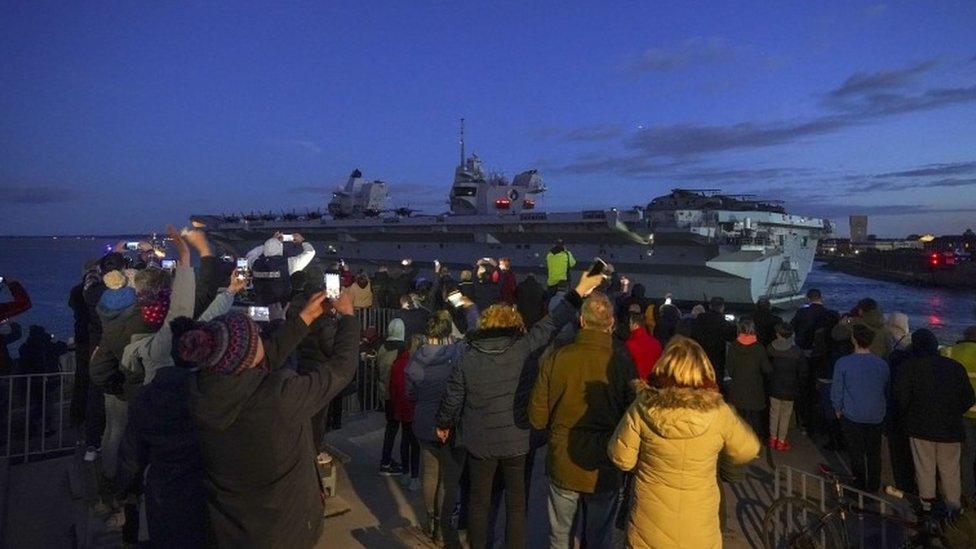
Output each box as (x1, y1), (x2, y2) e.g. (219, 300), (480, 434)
(724, 313), (736, 322)
(247, 306), (270, 322)
(446, 290), (464, 308)
(124, 241), (140, 251)
(160, 259), (176, 270)
(235, 258), (249, 280)
(281, 234), (295, 242)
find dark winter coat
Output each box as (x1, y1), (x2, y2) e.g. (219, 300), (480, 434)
(193, 256), (221, 319)
(767, 339), (808, 400)
(791, 302), (833, 350)
(371, 271), (394, 308)
(753, 309), (782, 348)
(515, 275), (546, 328)
(528, 329), (634, 493)
(726, 339), (772, 411)
(0, 322), (22, 376)
(691, 310), (736, 381)
(187, 314), (360, 549)
(89, 303), (151, 400)
(118, 366), (207, 548)
(407, 343), (464, 443)
(394, 307), (430, 343)
(894, 331), (976, 443)
(83, 282), (107, 348)
(472, 279), (501, 311)
(436, 291), (582, 459)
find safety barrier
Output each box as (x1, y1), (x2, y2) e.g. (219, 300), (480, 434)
(354, 307), (396, 339)
(341, 356), (382, 415)
(1, 372), (77, 461)
(772, 464), (915, 548)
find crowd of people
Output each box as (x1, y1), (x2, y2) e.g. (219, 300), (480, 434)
(2, 230), (976, 548)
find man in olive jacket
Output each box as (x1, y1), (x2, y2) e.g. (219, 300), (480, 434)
(529, 292), (635, 548)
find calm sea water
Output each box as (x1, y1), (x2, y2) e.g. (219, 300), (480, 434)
(0, 237), (973, 344)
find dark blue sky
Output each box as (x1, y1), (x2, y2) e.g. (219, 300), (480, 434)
(2, 1), (975, 236)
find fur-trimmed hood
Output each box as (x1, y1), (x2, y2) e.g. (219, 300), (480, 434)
(632, 379), (725, 439)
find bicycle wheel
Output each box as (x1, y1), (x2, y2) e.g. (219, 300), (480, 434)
(762, 496), (846, 549)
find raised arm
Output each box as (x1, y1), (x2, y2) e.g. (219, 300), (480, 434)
(277, 295), (361, 421)
(0, 280), (32, 323)
(287, 238), (316, 274)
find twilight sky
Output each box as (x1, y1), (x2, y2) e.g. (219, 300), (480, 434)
(1, 1), (975, 237)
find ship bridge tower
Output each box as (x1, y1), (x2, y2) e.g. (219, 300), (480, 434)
(449, 119), (546, 215)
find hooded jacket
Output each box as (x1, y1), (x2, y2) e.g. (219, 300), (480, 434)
(726, 338), (772, 411)
(608, 382), (760, 548)
(376, 319), (405, 403)
(347, 278), (373, 309)
(436, 291), (582, 459)
(791, 302), (833, 350)
(90, 296), (152, 399)
(895, 330), (976, 443)
(766, 338), (808, 400)
(407, 342), (464, 443)
(187, 314), (359, 549)
(691, 311), (736, 381)
(831, 309), (891, 359)
(529, 329), (635, 493)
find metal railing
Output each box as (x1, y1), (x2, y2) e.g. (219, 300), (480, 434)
(341, 356), (382, 415)
(1, 372), (77, 461)
(354, 307), (396, 339)
(772, 464), (915, 547)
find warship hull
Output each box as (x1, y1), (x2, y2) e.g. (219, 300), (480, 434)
(192, 207), (822, 306)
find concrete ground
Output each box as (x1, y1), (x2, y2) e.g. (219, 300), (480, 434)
(0, 411), (843, 549)
(316, 411), (840, 549)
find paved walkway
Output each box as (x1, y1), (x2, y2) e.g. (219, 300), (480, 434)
(317, 411), (839, 548)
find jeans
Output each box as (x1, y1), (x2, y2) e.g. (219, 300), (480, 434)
(101, 394), (128, 479)
(381, 401), (401, 465)
(546, 483), (619, 549)
(467, 453), (526, 549)
(961, 417), (976, 502)
(841, 418), (883, 492)
(85, 383), (106, 447)
(769, 398), (794, 441)
(401, 422), (420, 479)
(420, 442), (466, 548)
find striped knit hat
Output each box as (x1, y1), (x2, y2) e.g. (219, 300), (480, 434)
(177, 312), (260, 375)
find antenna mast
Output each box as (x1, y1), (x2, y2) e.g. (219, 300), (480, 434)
(459, 117), (465, 168)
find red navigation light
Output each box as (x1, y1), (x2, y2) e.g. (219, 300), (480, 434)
(495, 198), (511, 209)
(929, 253), (939, 266)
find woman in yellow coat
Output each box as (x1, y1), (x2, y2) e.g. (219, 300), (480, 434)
(608, 336), (760, 548)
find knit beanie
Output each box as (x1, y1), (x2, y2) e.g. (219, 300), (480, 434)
(100, 287), (137, 311)
(138, 288), (171, 328)
(178, 312), (260, 375)
(386, 318), (405, 342)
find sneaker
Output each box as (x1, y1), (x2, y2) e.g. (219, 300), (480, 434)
(777, 439), (791, 452)
(768, 436), (779, 449)
(83, 446), (100, 462)
(379, 462), (404, 476)
(408, 477), (421, 491)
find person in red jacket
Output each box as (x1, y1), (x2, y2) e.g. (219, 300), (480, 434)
(0, 278), (31, 324)
(497, 258), (518, 305)
(388, 338), (420, 490)
(624, 311), (663, 381)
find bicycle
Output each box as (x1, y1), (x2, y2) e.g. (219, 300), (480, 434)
(762, 464), (951, 548)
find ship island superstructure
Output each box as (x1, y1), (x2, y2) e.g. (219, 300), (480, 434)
(192, 130), (828, 305)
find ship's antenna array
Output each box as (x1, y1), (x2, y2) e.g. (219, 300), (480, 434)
(459, 117), (465, 168)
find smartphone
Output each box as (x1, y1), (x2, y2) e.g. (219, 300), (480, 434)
(588, 258), (609, 277)
(247, 306), (270, 322)
(724, 313), (736, 322)
(324, 272), (341, 299)
(161, 259), (176, 270)
(664, 296), (672, 306)
(401, 259), (410, 266)
(281, 234), (295, 242)
(446, 290), (464, 308)
(125, 241), (140, 251)
(235, 258), (249, 280)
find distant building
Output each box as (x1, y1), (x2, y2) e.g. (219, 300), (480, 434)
(850, 215), (868, 243)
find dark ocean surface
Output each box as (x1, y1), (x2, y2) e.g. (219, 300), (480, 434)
(0, 236), (973, 347)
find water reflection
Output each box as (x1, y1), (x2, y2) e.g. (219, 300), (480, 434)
(800, 262), (974, 343)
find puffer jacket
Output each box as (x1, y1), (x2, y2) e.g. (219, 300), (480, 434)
(436, 291), (582, 459)
(608, 382), (760, 548)
(407, 343), (463, 443)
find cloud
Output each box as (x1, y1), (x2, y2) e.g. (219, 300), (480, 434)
(876, 161), (976, 178)
(634, 37), (733, 73)
(564, 123), (625, 142)
(267, 138), (323, 154)
(861, 177), (976, 192)
(0, 184), (79, 205)
(828, 59), (937, 98)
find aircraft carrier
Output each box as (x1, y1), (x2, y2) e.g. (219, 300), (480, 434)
(191, 129), (829, 305)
